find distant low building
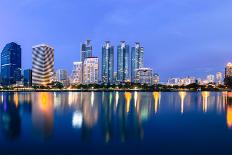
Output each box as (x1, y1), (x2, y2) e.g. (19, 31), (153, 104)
(23, 69), (32, 87)
(153, 73), (160, 85)
(135, 68), (153, 85)
(56, 69), (69, 86)
(167, 76), (196, 85)
(207, 74), (215, 83)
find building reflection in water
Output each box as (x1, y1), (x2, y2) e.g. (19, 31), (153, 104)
(81, 92), (99, 141)
(0, 92), (32, 139)
(32, 92), (54, 139)
(82, 92), (98, 128)
(226, 92), (232, 129)
(0, 93), (21, 139)
(153, 92), (160, 114)
(3, 91), (232, 142)
(125, 92), (131, 113)
(179, 92), (186, 114)
(202, 91), (210, 113)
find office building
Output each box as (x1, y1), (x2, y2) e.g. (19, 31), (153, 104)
(83, 57), (99, 84)
(117, 41), (130, 83)
(225, 62), (232, 77)
(102, 41), (114, 84)
(23, 69), (32, 87)
(131, 42), (144, 82)
(216, 72), (223, 85)
(81, 40), (92, 62)
(1, 42), (22, 86)
(56, 69), (68, 86)
(32, 44), (54, 86)
(71, 62), (82, 84)
(135, 68), (153, 85)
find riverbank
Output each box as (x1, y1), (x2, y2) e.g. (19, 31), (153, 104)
(0, 88), (230, 92)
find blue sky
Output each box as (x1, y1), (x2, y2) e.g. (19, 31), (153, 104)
(1, 0), (232, 81)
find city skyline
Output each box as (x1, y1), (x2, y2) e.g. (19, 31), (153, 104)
(1, 0), (232, 81)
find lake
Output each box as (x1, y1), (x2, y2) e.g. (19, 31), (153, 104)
(0, 91), (232, 154)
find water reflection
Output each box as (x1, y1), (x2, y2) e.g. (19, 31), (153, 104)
(32, 92), (54, 139)
(1, 91), (232, 142)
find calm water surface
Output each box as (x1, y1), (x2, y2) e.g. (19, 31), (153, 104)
(0, 91), (232, 154)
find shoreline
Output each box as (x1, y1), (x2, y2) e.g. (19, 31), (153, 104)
(0, 89), (230, 92)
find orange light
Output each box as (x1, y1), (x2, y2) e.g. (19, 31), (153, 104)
(227, 105), (232, 128)
(202, 91), (210, 113)
(153, 92), (160, 113)
(125, 92), (132, 113)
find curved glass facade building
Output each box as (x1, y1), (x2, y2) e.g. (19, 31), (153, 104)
(102, 41), (114, 84)
(1, 42), (22, 86)
(32, 44), (54, 86)
(131, 42), (144, 82)
(117, 41), (130, 83)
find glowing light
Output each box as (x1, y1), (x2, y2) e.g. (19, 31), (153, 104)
(125, 92), (132, 113)
(179, 91), (186, 114)
(72, 111), (83, 129)
(115, 91), (119, 108)
(40, 92), (49, 112)
(91, 91), (94, 106)
(202, 91), (210, 113)
(153, 92), (160, 113)
(134, 91), (138, 107)
(13, 93), (19, 108)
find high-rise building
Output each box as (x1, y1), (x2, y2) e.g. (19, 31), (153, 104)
(56, 69), (68, 86)
(1, 42), (22, 86)
(216, 72), (223, 85)
(83, 57), (99, 84)
(32, 44), (54, 86)
(207, 74), (215, 83)
(23, 69), (32, 87)
(117, 41), (130, 83)
(225, 62), (232, 78)
(102, 41), (114, 84)
(81, 40), (92, 62)
(135, 68), (153, 85)
(71, 62), (82, 84)
(131, 42), (144, 82)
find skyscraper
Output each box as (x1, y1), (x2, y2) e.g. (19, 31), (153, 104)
(131, 42), (144, 82)
(83, 57), (99, 84)
(32, 44), (54, 86)
(102, 41), (114, 84)
(81, 40), (92, 62)
(23, 69), (32, 87)
(71, 62), (82, 84)
(225, 62), (232, 77)
(1, 42), (22, 86)
(117, 41), (130, 83)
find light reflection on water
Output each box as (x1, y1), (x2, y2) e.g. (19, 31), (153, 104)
(0, 91), (232, 154)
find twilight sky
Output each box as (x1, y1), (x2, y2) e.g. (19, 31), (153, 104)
(1, 0), (232, 81)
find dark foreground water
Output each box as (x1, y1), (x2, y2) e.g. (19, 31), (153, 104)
(0, 91), (232, 154)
